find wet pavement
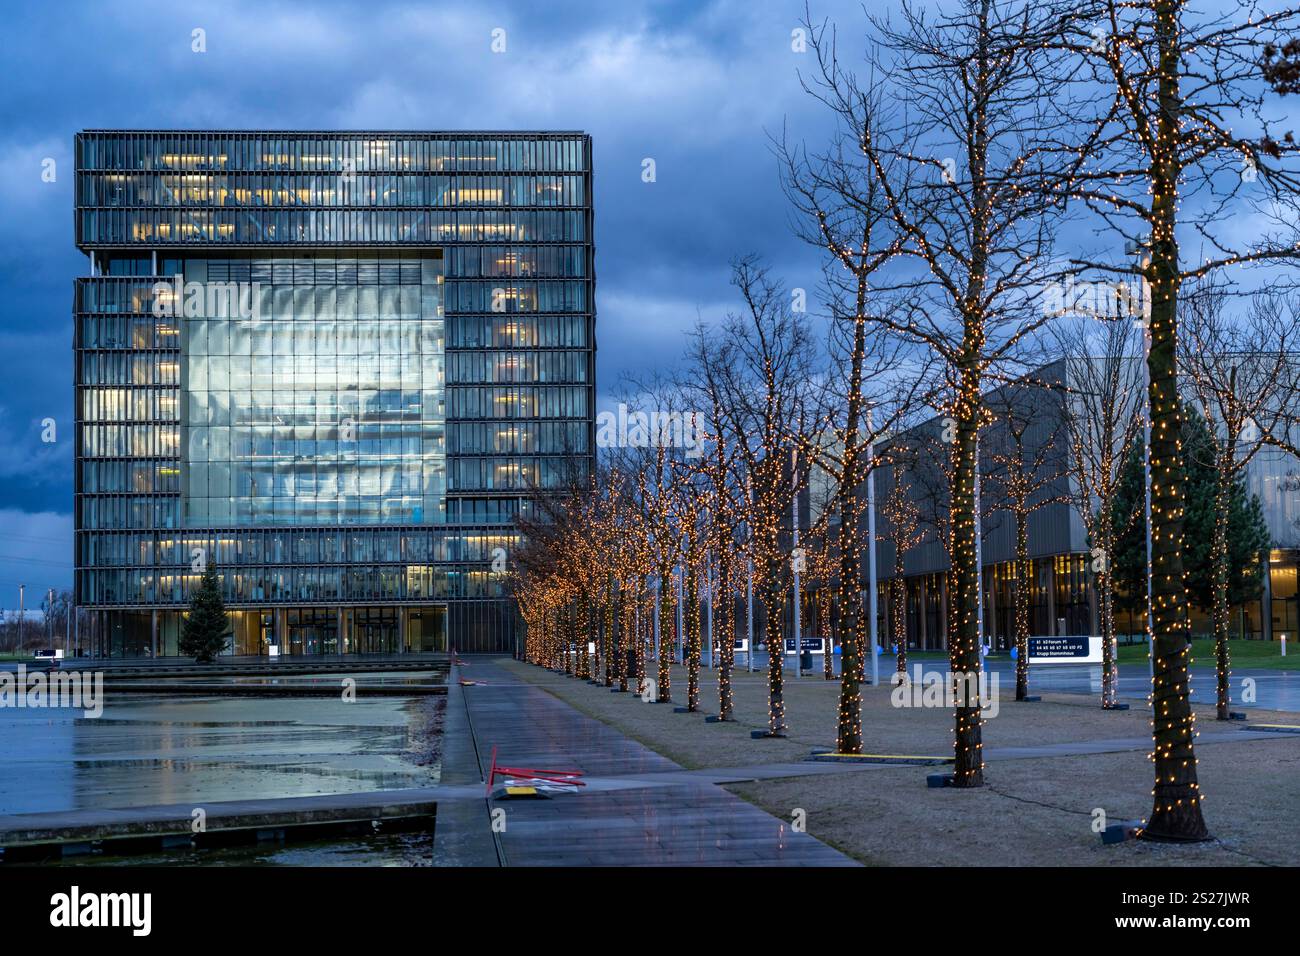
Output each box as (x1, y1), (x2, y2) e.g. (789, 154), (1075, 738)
(0, 695), (436, 816)
(453, 658), (856, 866)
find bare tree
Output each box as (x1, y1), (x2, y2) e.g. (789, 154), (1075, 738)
(799, 0), (1080, 785)
(777, 75), (922, 750)
(1054, 318), (1145, 709)
(705, 257), (818, 737)
(684, 361), (745, 720)
(1055, 0), (1300, 840)
(623, 374), (699, 705)
(984, 375), (1072, 702)
(878, 440), (927, 676)
(1181, 286), (1297, 718)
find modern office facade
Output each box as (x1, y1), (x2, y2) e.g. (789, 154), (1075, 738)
(74, 131), (595, 656)
(867, 360), (1299, 651)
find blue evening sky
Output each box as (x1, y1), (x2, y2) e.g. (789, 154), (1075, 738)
(0, 0), (867, 598)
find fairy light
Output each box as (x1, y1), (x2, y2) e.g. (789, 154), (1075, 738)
(505, 0), (1285, 841)
(1131, 0), (1208, 840)
(947, 377), (987, 788)
(881, 458), (924, 677)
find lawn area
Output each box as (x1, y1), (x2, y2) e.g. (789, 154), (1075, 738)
(1115, 637), (1297, 670)
(904, 639), (1296, 670)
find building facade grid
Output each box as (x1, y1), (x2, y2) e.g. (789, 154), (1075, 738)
(74, 130), (596, 656)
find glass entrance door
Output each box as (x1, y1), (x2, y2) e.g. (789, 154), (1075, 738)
(406, 606), (447, 652)
(353, 608), (398, 654)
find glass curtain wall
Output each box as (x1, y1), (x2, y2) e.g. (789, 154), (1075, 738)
(180, 254), (445, 525)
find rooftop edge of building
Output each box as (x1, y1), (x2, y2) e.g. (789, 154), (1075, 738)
(76, 129), (591, 137)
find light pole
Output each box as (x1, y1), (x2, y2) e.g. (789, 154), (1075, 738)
(704, 551), (713, 670)
(867, 410), (879, 687)
(676, 560), (684, 665)
(746, 555), (755, 673)
(1137, 253), (1155, 688)
(653, 571), (661, 662)
(975, 429), (985, 657)
(791, 447), (802, 679)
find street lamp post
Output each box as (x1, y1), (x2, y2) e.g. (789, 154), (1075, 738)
(653, 571), (661, 662)
(791, 448), (802, 679)
(704, 551), (713, 670)
(746, 555), (755, 673)
(975, 430), (985, 657)
(868, 412), (879, 687)
(676, 560), (684, 665)
(1139, 258), (1155, 688)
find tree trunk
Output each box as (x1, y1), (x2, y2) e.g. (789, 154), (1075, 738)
(893, 563), (907, 676)
(949, 364), (985, 787)
(835, 470), (863, 746)
(633, 588), (647, 694)
(563, 604), (573, 675)
(685, 562), (701, 711)
(1141, 0), (1209, 841)
(602, 592), (614, 687)
(716, 552), (735, 720)
(831, 279), (869, 748)
(624, 590), (634, 697)
(548, 608), (558, 670)
(822, 594), (834, 680)
(764, 578), (788, 736)
(657, 562), (674, 703)
(836, 532), (862, 750)
(1098, 511), (1118, 709)
(1015, 509), (1030, 702)
(577, 593), (591, 680)
(592, 595), (603, 682)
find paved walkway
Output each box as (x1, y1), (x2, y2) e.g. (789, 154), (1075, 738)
(446, 657), (856, 866)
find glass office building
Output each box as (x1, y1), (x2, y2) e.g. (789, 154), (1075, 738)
(74, 131), (595, 655)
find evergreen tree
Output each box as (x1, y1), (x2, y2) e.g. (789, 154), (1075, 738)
(1110, 444), (1148, 622)
(180, 564), (231, 663)
(1108, 405), (1270, 630)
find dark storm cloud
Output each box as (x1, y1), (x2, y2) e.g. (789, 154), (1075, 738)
(0, 0), (862, 586)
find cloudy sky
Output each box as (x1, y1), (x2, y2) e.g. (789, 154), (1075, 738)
(0, 0), (1282, 606)
(0, 0), (868, 600)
